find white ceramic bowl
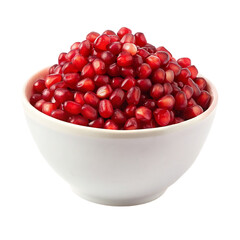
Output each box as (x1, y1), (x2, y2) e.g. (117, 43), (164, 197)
(22, 67), (218, 206)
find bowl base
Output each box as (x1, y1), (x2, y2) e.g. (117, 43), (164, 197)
(72, 188), (167, 206)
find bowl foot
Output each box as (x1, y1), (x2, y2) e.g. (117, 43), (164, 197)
(72, 188), (167, 206)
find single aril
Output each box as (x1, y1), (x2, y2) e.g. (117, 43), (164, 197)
(51, 109), (68, 121)
(71, 54), (88, 71)
(117, 51), (133, 67)
(63, 101), (82, 115)
(107, 63), (120, 76)
(121, 76), (136, 91)
(86, 32), (100, 43)
(111, 77), (123, 89)
(81, 104), (98, 120)
(177, 58), (191, 68)
(174, 91), (187, 110)
(88, 117), (104, 128)
(34, 99), (45, 111)
(100, 51), (115, 65)
(81, 63), (95, 78)
(54, 88), (73, 103)
(182, 85), (194, 99)
(69, 115), (89, 126)
(117, 27), (132, 39)
(111, 109), (126, 125)
(79, 40), (92, 57)
(187, 78), (201, 98)
(70, 42), (80, 50)
(150, 83), (164, 99)
(92, 58), (106, 74)
(49, 64), (58, 74)
(142, 119), (157, 129)
(196, 90), (211, 109)
(137, 48), (150, 59)
(33, 79), (46, 93)
(166, 61), (181, 77)
(94, 34), (111, 51)
(66, 49), (79, 61)
(187, 98), (197, 107)
(96, 84), (113, 99)
(109, 88), (125, 108)
(124, 105), (136, 117)
(108, 42), (122, 55)
(154, 109), (171, 126)
(155, 51), (170, 66)
(42, 89), (53, 101)
(143, 99), (156, 110)
(109, 35), (120, 43)
(62, 62), (79, 74)
(135, 106), (152, 122)
(173, 117), (184, 124)
(146, 55), (161, 70)
(165, 69), (174, 83)
(30, 93), (42, 105)
(42, 102), (57, 116)
(143, 43), (156, 53)
(45, 74), (62, 88)
(103, 30), (116, 35)
(184, 105), (203, 119)
(134, 32), (147, 47)
(63, 73), (81, 87)
(84, 91), (100, 107)
(120, 66), (135, 77)
(163, 83), (173, 95)
(195, 77), (207, 90)
(157, 94), (175, 110)
(152, 68), (165, 83)
(99, 99), (113, 118)
(137, 79), (152, 92)
(58, 53), (68, 65)
(74, 92), (85, 105)
(104, 119), (118, 130)
(94, 75), (110, 87)
(171, 84), (181, 95)
(124, 117), (138, 130)
(76, 78), (95, 92)
(137, 63), (152, 78)
(132, 54), (143, 68)
(122, 43), (137, 55)
(156, 46), (172, 58)
(126, 86), (141, 105)
(177, 68), (191, 84)
(187, 65), (198, 79)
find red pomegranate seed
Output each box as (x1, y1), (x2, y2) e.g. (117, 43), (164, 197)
(132, 54), (143, 68)
(70, 42), (80, 50)
(163, 83), (173, 95)
(117, 27), (132, 38)
(104, 119), (118, 130)
(152, 68), (165, 83)
(135, 106), (152, 122)
(96, 84), (113, 99)
(100, 51), (115, 65)
(62, 62), (79, 74)
(137, 63), (152, 78)
(63, 101), (82, 115)
(165, 69), (174, 83)
(94, 34), (111, 51)
(120, 33), (135, 44)
(108, 42), (122, 55)
(124, 117), (138, 130)
(184, 105), (203, 119)
(174, 91), (187, 110)
(109, 35), (120, 43)
(92, 58), (106, 75)
(150, 83), (164, 99)
(146, 55), (161, 70)
(107, 63), (120, 76)
(42, 89), (53, 101)
(126, 86), (141, 105)
(54, 88), (73, 103)
(166, 61), (181, 77)
(137, 48), (150, 59)
(63, 73), (81, 87)
(142, 119), (157, 129)
(88, 55), (97, 63)
(121, 76), (136, 91)
(143, 99), (156, 110)
(187, 65), (198, 79)
(66, 49), (79, 61)
(195, 77), (207, 90)
(196, 90), (211, 109)
(120, 67), (134, 78)
(49, 64), (58, 74)
(71, 54), (88, 71)
(134, 32), (147, 47)
(144, 43), (156, 53)
(99, 99), (113, 118)
(50, 79), (67, 91)
(103, 30), (116, 35)
(187, 78), (201, 98)
(111, 109), (126, 125)
(74, 92), (85, 105)
(34, 99), (45, 111)
(182, 85), (194, 99)
(173, 117), (184, 124)
(122, 43), (137, 55)
(154, 109), (171, 126)
(89, 117), (104, 128)
(171, 84), (181, 95)
(69, 115), (88, 126)
(94, 74), (110, 87)
(42, 102), (57, 116)
(137, 79), (152, 92)
(109, 88), (125, 108)
(177, 58), (191, 68)
(187, 98), (197, 107)
(81, 63), (95, 78)
(86, 32), (100, 43)
(156, 46), (172, 58)
(111, 77), (123, 89)
(76, 78), (95, 92)
(157, 94), (175, 110)
(84, 91), (100, 107)
(58, 53), (68, 65)
(155, 51), (170, 66)
(117, 51), (133, 67)
(81, 104), (98, 120)
(51, 109), (68, 121)
(30, 93), (42, 105)
(124, 105), (136, 117)
(177, 68), (191, 84)
(33, 79), (45, 93)
(45, 74), (62, 88)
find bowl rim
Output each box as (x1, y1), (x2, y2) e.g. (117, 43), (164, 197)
(22, 67), (218, 138)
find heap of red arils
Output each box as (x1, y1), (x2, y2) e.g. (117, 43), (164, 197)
(30, 27), (211, 130)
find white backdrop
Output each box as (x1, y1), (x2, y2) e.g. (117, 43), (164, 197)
(0, 0), (239, 239)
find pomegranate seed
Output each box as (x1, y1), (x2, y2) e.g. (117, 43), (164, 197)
(142, 119), (157, 129)
(126, 86), (141, 105)
(165, 69), (174, 83)
(108, 42), (122, 55)
(195, 77), (207, 90)
(62, 62), (79, 74)
(30, 93), (42, 105)
(177, 58), (191, 68)
(117, 27), (132, 38)
(69, 115), (88, 126)
(154, 109), (171, 126)
(171, 84), (181, 95)
(124, 117), (138, 130)
(177, 68), (191, 84)
(42, 102), (57, 116)
(33, 79), (45, 93)
(58, 53), (68, 65)
(49, 64), (58, 74)
(100, 51), (115, 65)
(134, 32), (147, 47)
(34, 99), (45, 111)
(104, 119), (118, 130)
(84, 91), (100, 107)
(184, 105), (203, 119)
(146, 55), (161, 70)
(137, 48), (150, 59)
(88, 55), (97, 63)
(187, 78), (201, 98)
(50, 81), (67, 92)
(156, 46), (172, 58)
(52, 65), (62, 74)
(94, 34), (111, 51)
(117, 51), (133, 67)
(63, 101), (82, 115)
(70, 42), (80, 50)
(111, 109), (126, 125)
(89, 117), (104, 128)
(51, 109), (68, 121)
(137, 79), (152, 92)
(66, 49), (79, 61)
(79, 40), (92, 56)
(72, 54), (88, 71)
(96, 84), (113, 99)
(111, 77), (123, 89)
(187, 98), (197, 107)
(182, 85), (194, 99)
(143, 99), (156, 110)
(187, 65), (198, 79)
(94, 75), (110, 87)
(81, 63), (95, 78)
(137, 63), (152, 78)
(124, 105), (136, 117)
(63, 73), (81, 87)
(121, 76), (136, 91)
(99, 99), (113, 118)
(132, 54), (143, 68)
(120, 33), (135, 44)
(174, 91), (187, 110)
(45, 74), (62, 88)
(86, 32), (100, 43)
(152, 68), (165, 83)
(135, 106), (152, 122)
(103, 30), (116, 35)
(157, 94), (175, 110)
(109, 88), (125, 108)
(173, 117), (184, 124)
(163, 83), (173, 95)
(166, 61), (181, 77)
(155, 51), (170, 66)
(81, 104), (98, 120)
(54, 88), (73, 103)
(74, 92), (85, 105)
(144, 43), (156, 53)
(109, 35), (120, 43)
(107, 63), (120, 76)
(92, 58), (106, 74)
(42, 89), (53, 101)
(122, 43), (137, 56)
(150, 83), (164, 99)
(76, 78), (95, 92)
(196, 90), (211, 109)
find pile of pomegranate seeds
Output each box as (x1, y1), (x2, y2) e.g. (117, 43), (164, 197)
(30, 27), (211, 130)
